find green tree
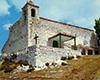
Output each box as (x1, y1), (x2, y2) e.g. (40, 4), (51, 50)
(94, 18), (100, 46)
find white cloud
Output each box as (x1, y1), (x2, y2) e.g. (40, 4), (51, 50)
(3, 23), (12, 30)
(0, 0), (10, 15)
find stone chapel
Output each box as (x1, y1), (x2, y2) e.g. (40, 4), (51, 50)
(2, 0), (100, 67)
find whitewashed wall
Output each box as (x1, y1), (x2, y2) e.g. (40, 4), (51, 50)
(28, 17), (95, 49)
(28, 45), (81, 68)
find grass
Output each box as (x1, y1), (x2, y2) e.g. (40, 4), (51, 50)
(61, 55), (100, 80)
(0, 55), (100, 80)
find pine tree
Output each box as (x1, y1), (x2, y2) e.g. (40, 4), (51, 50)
(94, 18), (100, 46)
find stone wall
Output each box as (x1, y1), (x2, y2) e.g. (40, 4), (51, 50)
(3, 45), (80, 69)
(28, 17), (95, 49)
(2, 17), (28, 53)
(27, 45), (81, 68)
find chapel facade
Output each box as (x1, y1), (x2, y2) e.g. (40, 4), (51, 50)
(2, 0), (100, 67)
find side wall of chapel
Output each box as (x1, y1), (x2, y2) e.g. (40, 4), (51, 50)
(28, 17), (97, 48)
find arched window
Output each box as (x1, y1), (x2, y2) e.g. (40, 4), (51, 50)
(31, 9), (35, 17)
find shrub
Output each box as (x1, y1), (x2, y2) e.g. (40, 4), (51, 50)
(27, 69), (32, 72)
(0, 57), (9, 71)
(67, 56), (74, 60)
(52, 62), (57, 66)
(0, 57), (11, 71)
(61, 62), (67, 66)
(2, 57), (10, 65)
(0, 58), (14, 73)
(4, 66), (13, 73)
(27, 65), (34, 72)
(17, 60), (29, 66)
(27, 68), (34, 72)
(45, 62), (49, 67)
(61, 56), (67, 61)
(0, 57), (17, 73)
(76, 55), (81, 58)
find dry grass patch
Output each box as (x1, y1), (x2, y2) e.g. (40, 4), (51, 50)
(0, 56), (100, 80)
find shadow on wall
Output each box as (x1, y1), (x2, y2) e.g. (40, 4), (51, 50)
(90, 32), (98, 48)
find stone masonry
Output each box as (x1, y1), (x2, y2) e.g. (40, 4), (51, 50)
(2, 1), (99, 68)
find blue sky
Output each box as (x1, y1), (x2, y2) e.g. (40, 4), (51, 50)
(0, 0), (100, 53)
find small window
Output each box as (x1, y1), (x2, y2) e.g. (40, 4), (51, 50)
(53, 40), (58, 48)
(31, 9), (35, 17)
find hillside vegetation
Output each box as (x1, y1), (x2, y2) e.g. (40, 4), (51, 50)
(0, 56), (100, 80)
